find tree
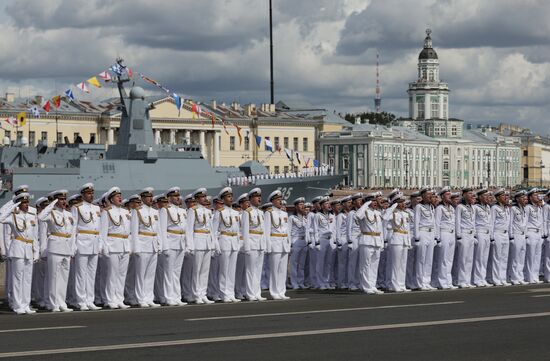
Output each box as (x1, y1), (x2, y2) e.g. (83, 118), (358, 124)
(344, 111), (397, 125)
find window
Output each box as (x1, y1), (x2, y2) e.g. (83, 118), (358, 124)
(431, 96), (439, 119)
(417, 95), (425, 119)
(244, 136), (250, 151)
(57, 132), (63, 144)
(264, 137), (271, 151)
(274, 137), (280, 150)
(266, 166), (270, 173)
(429, 70), (434, 82)
(343, 145), (349, 154)
(284, 137), (289, 149)
(41, 131), (47, 143)
(284, 166), (289, 173)
(17, 131), (23, 141)
(303, 138), (308, 152)
(274, 166), (280, 174)
(229, 136), (236, 151)
(328, 145), (334, 154)
(343, 157), (349, 170)
(451, 126), (458, 136)
(293, 137), (299, 150)
(357, 157), (364, 170)
(29, 131), (35, 146)
(421, 69), (427, 80)
(89, 133), (96, 144)
(443, 161), (449, 170)
(444, 147), (449, 155)
(4, 130), (10, 140)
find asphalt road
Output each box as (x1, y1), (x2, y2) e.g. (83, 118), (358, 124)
(1, 284), (550, 360)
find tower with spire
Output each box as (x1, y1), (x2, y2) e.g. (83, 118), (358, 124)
(400, 29), (462, 138)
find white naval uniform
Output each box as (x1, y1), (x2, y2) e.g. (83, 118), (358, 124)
(289, 213), (308, 289)
(313, 211), (336, 289)
(335, 211), (350, 288)
(242, 206), (266, 300)
(355, 204), (384, 293)
(524, 203), (543, 283)
(405, 208), (416, 289)
(234, 210), (247, 299)
(306, 211), (318, 288)
(413, 203), (436, 290)
(508, 205), (528, 284)
(186, 204), (216, 302)
(473, 203), (492, 286)
(72, 201), (103, 308)
(100, 206), (131, 307)
(157, 204), (189, 304)
(346, 209), (361, 290)
(130, 205), (160, 305)
(33, 216), (49, 308)
(0, 208), (39, 313)
(385, 207), (411, 292)
(455, 203), (476, 287)
(213, 205), (241, 301)
(489, 203), (510, 285)
(39, 206), (76, 311)
(265, 206), (291, 299)
(432, 203), (456, 289)
(543, 203), (550, 282)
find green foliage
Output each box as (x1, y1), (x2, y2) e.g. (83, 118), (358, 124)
(344, 111), (397, 125)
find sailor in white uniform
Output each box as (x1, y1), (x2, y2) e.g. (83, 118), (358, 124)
(265, 190), (291, 300)
(488, 188), (511, 286)
(455, 188), (477, 288)
(39, 190), (76, 312)
(346, 193), (363, 291)
(0, 193), (39, 314)
(130, 187), (161, 307)
(234, 193), (249, 299)
(313, 196), (336, 290)
(213, 187), (241, 302)
(289, 197), (309, 289)
(543, 190), (550, 282)
(100, 187), (131, 309)
(33, 197), (50, 308)
(508, 190), (529, 285)
(413, 188), (437, 291)
(432, 187), (457, 289)
(524, 188), (544, 284)
(384, 193), (411, 292)
(472, 189), (493, 287)
(336, 196), (352, 289)
(306, 197), (322, 288)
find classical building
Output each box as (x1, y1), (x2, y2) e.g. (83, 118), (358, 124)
(0, 94), (345, 174)
(319, 29), (523, 189)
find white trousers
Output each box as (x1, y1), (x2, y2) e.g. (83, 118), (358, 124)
(525, 231), (542, 283)
(405, 246), (417, 289)
(192, 250), (212, 301)
(234, 252), (246, 298)
(245, 250), (264, 299)
(385, 245), (408, 291)
(358, 245), (381, 292)
(208, 254), (220, 299)
(96, 255), (108, 304)
(181, 253), (194, 301)
(508, 234), (527, 283)
(337, 244), (349, 288)
(347, 245), (360, 288)
(414, 231), (435, 289)
(75, 253), (98, 307)
(432, 231), (455, 288)
(455, 234), (475, 286)
(269, 252), (289, 298)
(124, 254), (137, 305)
(47, 253), (71, 310)
(31, 258), (47, 306)
(155, 249), (184, 304)
(472, 232), (491, 285)
(290, 243), (308, 288)
(543, 239), (550, 282)
(376, 249), (387, 288)
(10, 257), (33, 313)
(134, 252), (158, 304)
(105, 253), (129, 306)
(488, 233), (509, 284)
(307, 246), (318, 287)
(218, 250), (238, 300)
(315, 240), (334, 288)
(261, 256), (270, 290)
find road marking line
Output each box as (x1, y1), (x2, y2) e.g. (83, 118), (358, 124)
(185, 301), (464, 321)
(2, 311), (550, 358)
(526, 288), (550, 293)
(531, 294), (550, 298)
(0, 326), (85, 333)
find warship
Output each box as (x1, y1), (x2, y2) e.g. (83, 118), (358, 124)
(0, 61), (344, 204)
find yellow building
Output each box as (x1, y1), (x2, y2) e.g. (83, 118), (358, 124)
(0, 94), (346, 174)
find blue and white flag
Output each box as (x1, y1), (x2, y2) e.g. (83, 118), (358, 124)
(110, 62), (124, 76)
(284, 148), (293, 160)
(265, 138), (273, 152)
(64, 89), (75, 101)
(172, 93), (182, 116)
(255, 135), (262, 147)
(313, 159), (320, 167)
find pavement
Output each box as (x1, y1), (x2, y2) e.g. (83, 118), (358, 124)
(1, 284), (550, 360)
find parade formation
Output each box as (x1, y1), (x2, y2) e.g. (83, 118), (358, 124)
(0, 183), (549, 315)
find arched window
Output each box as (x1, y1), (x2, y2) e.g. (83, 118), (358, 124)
(429, 70), (434, 82)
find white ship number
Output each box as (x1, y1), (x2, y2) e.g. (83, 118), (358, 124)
(277, 187), (293, 200)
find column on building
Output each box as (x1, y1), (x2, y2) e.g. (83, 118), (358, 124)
(107, 128), (114, 145)
(214, 131), (220, 167)
(154, 129), (161, 145)
(185, 130), (191, 145)
(169, 129), (176, 145)
(199, 130), (206, 158)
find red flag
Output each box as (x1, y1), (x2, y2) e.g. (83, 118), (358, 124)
(52, 95), (61, 109)
(127, 67), (133, 78)
(220, 114), (229, 135)
(211, 113), (215, 128)
(191, 103), (198, 119)
(41, 100), (51, 113)
(234, 124), (243, 146)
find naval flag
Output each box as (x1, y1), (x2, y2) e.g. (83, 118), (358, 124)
(265, 138), (273, 152)
(65, 89), (75, 101)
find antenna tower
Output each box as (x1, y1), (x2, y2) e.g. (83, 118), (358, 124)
(374, 50), (381, 113)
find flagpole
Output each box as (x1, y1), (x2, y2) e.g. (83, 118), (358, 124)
(269, 0), (274, 105)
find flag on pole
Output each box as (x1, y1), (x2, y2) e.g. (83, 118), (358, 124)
(191, 103), (198, 119)
(139, 73), (160, 87)
(220, 114), (229, 135)
(284, 148), (293, 160)
(127, 67), (133, 78)
(265, 138), (273, 152)
(211, 113), (215, 128)
(305, 158), (311, 168)
(76, 82), (89, 93)
(52, 95), (61, 109)
(41, 100), (51, 114)
(110, 62), (124, 76)
(255, 135), (262, 147)
(172, 93), (182, 116)
(275, 144), (282, 154)
(295, 151), (301, 164)
(235, 124), (243, 145)
(87, 76), (102, 88)
(98, 71), (111, 82)
(17, 112), (26, 126)
(313, 159), (320, 167)
(65, 88), (75, 101)
(5, 117), (16, 126)
(29, 106), (40, 118)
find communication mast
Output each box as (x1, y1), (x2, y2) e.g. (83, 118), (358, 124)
(374, 50), (381, 113)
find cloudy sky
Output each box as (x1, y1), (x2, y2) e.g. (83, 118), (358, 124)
(1, 0), (549, 134)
